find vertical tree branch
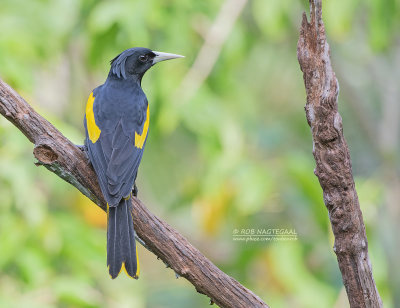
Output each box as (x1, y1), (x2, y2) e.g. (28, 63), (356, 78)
(297, 1), (383, 307)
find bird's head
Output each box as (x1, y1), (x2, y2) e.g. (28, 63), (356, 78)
(109, 47), (184, 80)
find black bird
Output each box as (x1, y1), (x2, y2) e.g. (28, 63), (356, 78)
(84, 47), (183, 279)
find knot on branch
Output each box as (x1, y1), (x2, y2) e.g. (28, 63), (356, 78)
(34, 144), (58, 165)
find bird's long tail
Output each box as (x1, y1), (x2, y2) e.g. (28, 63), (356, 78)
(107, 199), (139, 279)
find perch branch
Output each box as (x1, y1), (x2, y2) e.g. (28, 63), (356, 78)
(0, 79), (269, 308)
(297, 1), (382, 307)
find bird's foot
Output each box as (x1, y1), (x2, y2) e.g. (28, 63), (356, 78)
(76, 144), (87, 152)
(132, 183), (139, 197)
(75, 144), (90, 160)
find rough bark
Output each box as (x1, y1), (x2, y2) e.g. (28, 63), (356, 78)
(0, 79), (269, 308)
(297, 1), (383, 307)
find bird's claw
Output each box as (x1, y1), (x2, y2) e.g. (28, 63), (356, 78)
(76, 144), (90, 160)
(76, 144), (87, 152)
(132, 183), (138, 197)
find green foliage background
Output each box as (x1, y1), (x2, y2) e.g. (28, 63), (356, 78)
(0, 0), (399, 307)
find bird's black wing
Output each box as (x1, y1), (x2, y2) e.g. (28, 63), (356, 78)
(84, 88), (149, 206)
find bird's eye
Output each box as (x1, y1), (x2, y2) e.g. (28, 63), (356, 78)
(139, 55), (148, 62)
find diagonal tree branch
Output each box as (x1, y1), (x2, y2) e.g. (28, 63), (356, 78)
(0, 78), (269, 308)
(297, 1), (382, 307)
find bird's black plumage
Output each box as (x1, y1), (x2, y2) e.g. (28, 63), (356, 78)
(83, 47), (183, 279)
(85, 79), (148, 206)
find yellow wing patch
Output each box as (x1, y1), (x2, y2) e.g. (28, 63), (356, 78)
(134, 105), (149, 149)
(85, 92), (101, 143)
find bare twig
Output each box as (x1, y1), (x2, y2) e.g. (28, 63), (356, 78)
(176, 0), (248, 103)
(297, 1), (382, 307)
(0, 79), (269, 308)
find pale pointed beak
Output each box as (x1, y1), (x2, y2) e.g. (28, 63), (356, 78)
(152, 51), (184, 64)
